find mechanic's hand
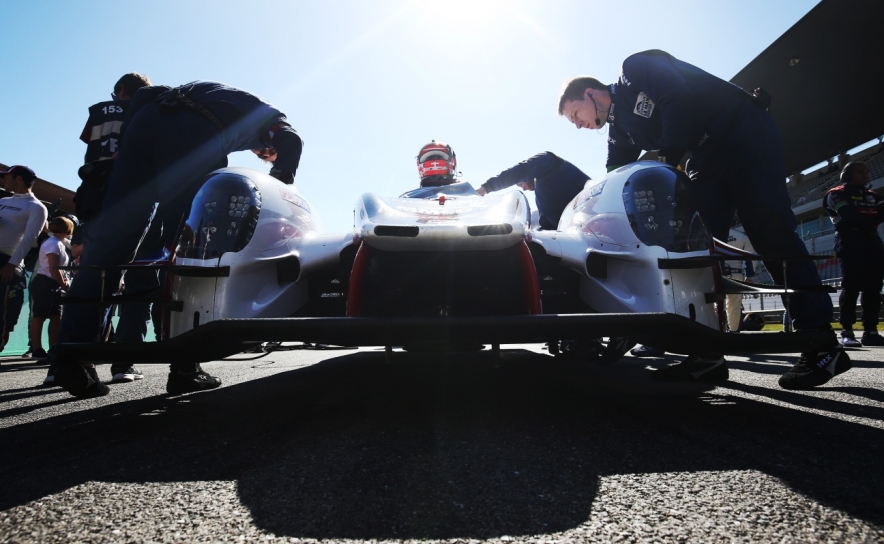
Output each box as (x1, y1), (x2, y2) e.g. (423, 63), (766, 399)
(476, 186), (487, 196)
(0, 263), (17, 283)
(269, 168), (294, 184)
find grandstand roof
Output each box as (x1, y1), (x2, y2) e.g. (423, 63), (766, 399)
(730, 0), (884, 174)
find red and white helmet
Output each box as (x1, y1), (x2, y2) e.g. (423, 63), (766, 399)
(417, 140), (457, 186)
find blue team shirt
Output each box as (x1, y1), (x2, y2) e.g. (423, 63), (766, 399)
(482, 152), (589, 230)
(123, 81), (302, 173)
(606, 50), (750, 170)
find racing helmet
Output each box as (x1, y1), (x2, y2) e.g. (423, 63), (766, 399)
(417, 140), (457, 187)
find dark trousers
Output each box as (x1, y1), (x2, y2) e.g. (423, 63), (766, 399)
(0, 253), (26, 340)
(686, 103), (832, 331)
(58, 104), (226, 352)
(836, 233), (884, 331)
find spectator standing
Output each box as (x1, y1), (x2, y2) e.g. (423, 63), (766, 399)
(476, 152), (589, 230)
(0, 166), (48, 352)
(725, 226), (756, 332)
(31, 217), (73, 380)
(824, 161), (884, 347)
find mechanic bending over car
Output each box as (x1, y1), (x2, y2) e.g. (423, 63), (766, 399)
(53, 80), (304, 400)
(477, 152), (589, 230)
(558, 49), (844, 390)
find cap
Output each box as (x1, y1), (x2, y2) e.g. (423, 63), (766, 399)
(0, 165), (37, 183)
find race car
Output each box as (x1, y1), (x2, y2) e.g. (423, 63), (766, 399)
(59, 162), (833, 365)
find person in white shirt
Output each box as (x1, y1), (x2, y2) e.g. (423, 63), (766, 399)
(725, 226), (756, 332)
(0, 165), (48, 351)
(30, 217), (73, 364)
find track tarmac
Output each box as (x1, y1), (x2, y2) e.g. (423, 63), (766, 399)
(1, 344), (882, 543)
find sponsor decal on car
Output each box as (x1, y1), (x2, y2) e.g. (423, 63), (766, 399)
(279, 187), (310, 213)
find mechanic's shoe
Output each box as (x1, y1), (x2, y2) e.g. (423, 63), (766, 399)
(110, 365), (144, 383)
(56, 363), (110, 398)
(778, 346), (850, 390)
(630, 345), (666, 358)
(166, 365), (222, 395)
(861, 331), (884, 346)
(840, 331), (861, 348)
(651, 356), (729, 382)
(30, 348), (49, 360)
(42, 362), (57, 386)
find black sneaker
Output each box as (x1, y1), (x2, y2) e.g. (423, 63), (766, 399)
(110, 365), (144, 383)
(56, 363), (110, 399)
(651, 356), (729, 382)
(166, 364), (221, 395)
(30, 348), (49, 360)
(630, 345), (666, 358)
(861, 331), (884, 346)
(840, 332), (862, 348)
(778, 346), (851, 390)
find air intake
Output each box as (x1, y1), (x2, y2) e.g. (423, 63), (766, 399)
(467, 224), (513, 236)
(374, 225), (419, 237)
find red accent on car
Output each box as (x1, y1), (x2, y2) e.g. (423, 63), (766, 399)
(518, 241), (542, 314)
(346, 242), (372, 317)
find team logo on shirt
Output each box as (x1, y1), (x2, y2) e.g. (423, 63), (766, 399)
(633, 93), (655, 118)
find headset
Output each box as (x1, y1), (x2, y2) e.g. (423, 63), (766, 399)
(586, 90), (601, 126)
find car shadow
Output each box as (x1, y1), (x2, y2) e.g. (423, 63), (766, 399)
(0, 349), (882, 540)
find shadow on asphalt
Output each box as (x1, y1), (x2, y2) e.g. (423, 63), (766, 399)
(1, 349), (882, 539)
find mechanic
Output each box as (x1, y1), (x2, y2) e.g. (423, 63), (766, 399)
(476, 152), (589, 230)
(0, 166), (48, 352)
(53, 81), (304, 399)
(824, 161), (884, 347)
(558, 49), (843, 389)
(76, 73), (153, 385)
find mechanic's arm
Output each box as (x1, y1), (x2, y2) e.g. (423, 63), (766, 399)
(827, 192), (878, 230)
(606, 129), (641, 172)
(479, 153), (555, 196)
(621, 52), (694, 152)
(268, 123), (303, 183)
(46, 252), (70, 291)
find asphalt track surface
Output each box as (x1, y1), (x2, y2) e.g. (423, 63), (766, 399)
(1, 343), (882, 543)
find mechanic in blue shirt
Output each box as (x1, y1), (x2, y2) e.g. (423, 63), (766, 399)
(558, 49), (843, 390)
(477, 152), (589, 230)
(823, 161), (884, 348)
(54, 81), (304, 400)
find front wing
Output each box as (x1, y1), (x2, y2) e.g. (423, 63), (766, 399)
(57, 313), (831, 365)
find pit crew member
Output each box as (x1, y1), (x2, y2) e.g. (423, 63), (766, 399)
(476, 152), (589, 230)
(824, 161), (884, 347)
(54, 81), (304, 399)
(77, 72), (153, 385)
(558, 49), (842, 389)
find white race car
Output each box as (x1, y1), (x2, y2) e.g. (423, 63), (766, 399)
(60, 163), (832, 365)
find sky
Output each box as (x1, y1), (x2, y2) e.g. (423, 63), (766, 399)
(0, 0), (821, 232)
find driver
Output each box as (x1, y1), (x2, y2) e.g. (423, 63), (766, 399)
(417, 140), (458, 187)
